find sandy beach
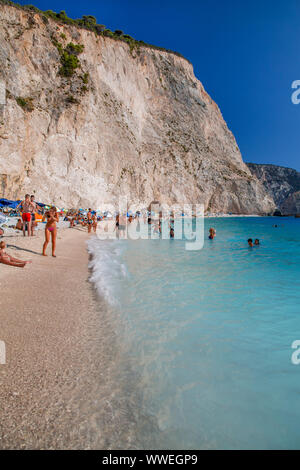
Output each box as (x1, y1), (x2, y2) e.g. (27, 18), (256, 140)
(0, 226), (153, 449)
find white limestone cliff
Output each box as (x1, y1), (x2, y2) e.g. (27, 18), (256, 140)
(0, 3), (275, 213)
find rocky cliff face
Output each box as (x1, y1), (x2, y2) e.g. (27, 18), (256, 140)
(0, 3), (275, 213)
(247, 163), (300, 215)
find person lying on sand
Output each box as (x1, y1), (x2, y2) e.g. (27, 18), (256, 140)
(42, 207), (59, 257)
(0, 241), (32, 268)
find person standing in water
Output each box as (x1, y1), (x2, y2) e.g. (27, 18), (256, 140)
(42, 206), (59, 257)
(209, 227), (216, 240)
(92, 214), (98, 233)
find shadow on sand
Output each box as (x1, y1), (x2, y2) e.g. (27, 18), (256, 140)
(6, 244), (42, 256)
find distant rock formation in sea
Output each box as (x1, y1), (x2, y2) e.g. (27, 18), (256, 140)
(247, 163), (300, 215)
(0, 1), (275, 214)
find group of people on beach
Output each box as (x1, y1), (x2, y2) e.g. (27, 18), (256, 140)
(68, 208), (98, 233)
(0, 194), (59, 266)
(0, 193), (263, 268)
(17, 193), (59, 257)
(16, 194), (40, 237)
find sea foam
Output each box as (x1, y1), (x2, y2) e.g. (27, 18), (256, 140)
(87, 237), (128, 306)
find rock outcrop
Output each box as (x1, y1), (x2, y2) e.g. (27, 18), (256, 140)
(0, 2), (275, 213)
(247, 163), (300, 215)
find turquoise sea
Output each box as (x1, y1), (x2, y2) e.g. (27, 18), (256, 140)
(88, 217), (300, 449)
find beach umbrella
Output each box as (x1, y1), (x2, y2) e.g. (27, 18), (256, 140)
(0, 199), (21, 209)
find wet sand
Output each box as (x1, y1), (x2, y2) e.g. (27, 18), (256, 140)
(0, 226), (154, 449)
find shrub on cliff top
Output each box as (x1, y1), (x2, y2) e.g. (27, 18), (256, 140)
(0, 0), (190, 63)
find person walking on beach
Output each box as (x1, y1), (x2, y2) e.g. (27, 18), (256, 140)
(87, 208), (93, 234)
(118, 213), (127, 238)
(30, 195), (41, 236)
(42, 206), (59, 257)
(17, 194), (34, 237)
(92, 214), (98, 233)
(0, 241), (32, 268)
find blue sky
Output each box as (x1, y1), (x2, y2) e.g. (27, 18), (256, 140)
(17, 0), (300, 170)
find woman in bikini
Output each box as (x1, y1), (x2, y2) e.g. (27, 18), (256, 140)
(42, 206), (59, 257)
(92, 214), (98, 233)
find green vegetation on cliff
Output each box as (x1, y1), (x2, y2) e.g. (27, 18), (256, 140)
(0, 0), (189, 62)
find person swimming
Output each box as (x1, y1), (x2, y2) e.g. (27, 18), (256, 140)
(248, 238), (253, 247)
(254, 239), (260, 246)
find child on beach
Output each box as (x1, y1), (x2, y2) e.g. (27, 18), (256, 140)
(0, 241), (31, 268)
(15, 219), (23, 231)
